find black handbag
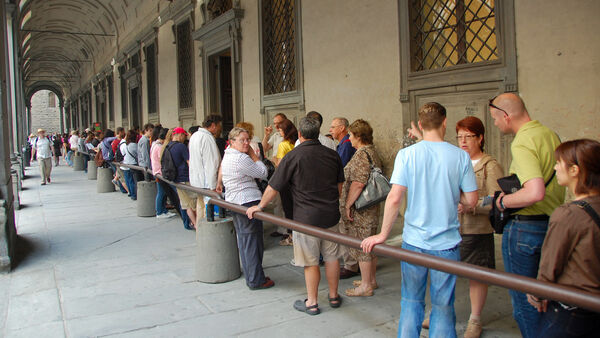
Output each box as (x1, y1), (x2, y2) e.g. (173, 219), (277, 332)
(489, 172), (555, 234)
(256, 143), (275, 193)
(354, 151), (391, 210)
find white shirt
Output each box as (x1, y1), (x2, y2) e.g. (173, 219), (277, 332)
(221, 147), (267, 205)
(188, 128), (221, 189)
(35, 137), (52, 159)
(267, 133), (283, 158)
(294, 134), (337, 150)
(69, 135), (79, 150)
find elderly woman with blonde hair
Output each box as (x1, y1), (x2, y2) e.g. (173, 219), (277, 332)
(222, 127), (274, 290)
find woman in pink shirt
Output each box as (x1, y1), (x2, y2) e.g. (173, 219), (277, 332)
(151, 127), (175, 219)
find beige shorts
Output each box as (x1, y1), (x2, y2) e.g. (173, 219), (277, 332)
(176, 182), (198, 210)
(292, 226), (340, 267)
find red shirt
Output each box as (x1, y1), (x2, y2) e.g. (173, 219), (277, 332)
(111, 138), (121, 153)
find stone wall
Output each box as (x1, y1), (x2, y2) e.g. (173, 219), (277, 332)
(30, 90), (61, 134)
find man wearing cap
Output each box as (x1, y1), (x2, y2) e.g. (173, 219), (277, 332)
(189, 114), (222, 221)
(170, 127), (197, 230)
(31, 129), (54, 185)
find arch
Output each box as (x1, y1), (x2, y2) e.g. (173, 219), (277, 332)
(25, 81), (65, 108)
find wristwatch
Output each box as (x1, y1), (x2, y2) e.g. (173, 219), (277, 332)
(500, 196), (506, 210)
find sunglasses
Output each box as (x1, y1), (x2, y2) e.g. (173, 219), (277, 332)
(489, 97), (508, 116)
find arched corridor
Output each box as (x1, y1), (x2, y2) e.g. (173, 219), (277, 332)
(0, 164), (519, 337)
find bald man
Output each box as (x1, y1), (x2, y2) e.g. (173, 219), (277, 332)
(489, 93), (564, 338)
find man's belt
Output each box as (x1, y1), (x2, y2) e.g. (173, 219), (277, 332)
(510, 214), (549, 222)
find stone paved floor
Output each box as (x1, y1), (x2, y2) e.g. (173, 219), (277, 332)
(0, 163), (520, 337)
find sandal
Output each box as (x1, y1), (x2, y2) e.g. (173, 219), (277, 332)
(345, 287), (374, 297)
(328, 294), (343, 308)
(293, 299), (320, 315)
(352, 280), (379, 289)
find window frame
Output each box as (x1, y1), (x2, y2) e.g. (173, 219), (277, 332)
(258, 0), (305, 114)
(398, 0), (517, 102)
(175, 18), (196, 119)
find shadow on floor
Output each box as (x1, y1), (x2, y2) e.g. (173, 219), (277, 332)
(10, 235), (37, 270)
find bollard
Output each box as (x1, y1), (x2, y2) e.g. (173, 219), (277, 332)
(97, 167), (115, 193)
(11, 169), (20, 210)
(195, 217), (241, 283)
(87, 161), (97, 180)
(73, 153), (84, 171)
(136, 181), (157, 217)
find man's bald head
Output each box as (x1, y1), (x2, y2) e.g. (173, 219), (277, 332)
(493, 93), (527, 118)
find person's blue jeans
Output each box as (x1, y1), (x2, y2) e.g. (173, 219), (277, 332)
(398, 242), (459, 338)
(123, 169), (137, 200)
(83, 154), (89, 173)
(502, 218), (548, 338)
(66, 150), (73, 166)
(537, 301), (600, 338)
(155, 181), (168, 215)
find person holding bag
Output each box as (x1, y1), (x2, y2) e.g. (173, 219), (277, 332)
(340, 119), (383, 297)
(527, 139), (600, 338)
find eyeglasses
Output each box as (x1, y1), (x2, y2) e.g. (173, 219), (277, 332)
(489, 97), (508, 116)
(329, 125), (342, 129)
(234, 138), (250, 144)
(456, 134), (478, 141)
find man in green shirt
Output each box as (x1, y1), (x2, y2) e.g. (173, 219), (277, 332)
(489, 93), (564, 338)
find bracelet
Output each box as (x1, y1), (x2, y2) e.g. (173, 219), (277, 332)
(500, 196), (506, 210)
(256, 205), (263, 211)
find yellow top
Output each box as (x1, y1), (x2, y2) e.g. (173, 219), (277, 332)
(509, 120), (565, 216)
(276, 140), (295, 159)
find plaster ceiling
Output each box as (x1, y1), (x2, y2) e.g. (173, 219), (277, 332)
(20, 0), (163, 103)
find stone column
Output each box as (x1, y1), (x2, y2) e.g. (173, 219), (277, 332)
(0, 0), (17, 272)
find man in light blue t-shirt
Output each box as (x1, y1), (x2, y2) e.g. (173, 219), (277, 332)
(362, 102), (478, 338)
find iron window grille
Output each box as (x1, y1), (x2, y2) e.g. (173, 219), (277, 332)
(409, 0), (498, 72)
(176, 20), (194, 111)
(262, 0), (297, 95)
(107, 75), (114, 123)
(119, 65), (127, 120)
(207, 0), (233, 20)
(146, 43), (158, 115)
(48, 92), (55, 107)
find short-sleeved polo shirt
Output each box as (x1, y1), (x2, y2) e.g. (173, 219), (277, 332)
(509, 120), (565, 216)
(268, 139), (345, 229)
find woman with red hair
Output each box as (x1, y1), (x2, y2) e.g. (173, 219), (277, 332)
(455, 116), (504, 338)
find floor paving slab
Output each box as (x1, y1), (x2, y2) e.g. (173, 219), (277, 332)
(1, 163), (521, 337)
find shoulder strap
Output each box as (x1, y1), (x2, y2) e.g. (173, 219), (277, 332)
(545, 170), (555, 187)
(571, 200), (600, 228)
(257, 142), (265, 159)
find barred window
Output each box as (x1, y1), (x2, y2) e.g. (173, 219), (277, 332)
(48, 92), (56, 107)
(176, 20), (194, 111)
(262, 0), (296, 95)
(119, 65), (127, 120)
(108, 75), (114, 122)
(409, 0), (498, 72)
(146, 43), (158, 115)
(207, 0), (233, 20)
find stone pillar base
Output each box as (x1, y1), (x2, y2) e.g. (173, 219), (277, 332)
(136, 181), (156, 217)
(195, 217), (241, 283)
(97, 167), (115, 193)
(87, 161), (97, 180)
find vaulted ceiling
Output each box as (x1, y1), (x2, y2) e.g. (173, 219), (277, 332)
(19, 0), (164, 104)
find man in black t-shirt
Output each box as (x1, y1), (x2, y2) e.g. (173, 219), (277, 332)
(247, 117), (345, 315)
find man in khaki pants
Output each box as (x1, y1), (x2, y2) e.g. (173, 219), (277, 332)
(31, 129), (54, 185)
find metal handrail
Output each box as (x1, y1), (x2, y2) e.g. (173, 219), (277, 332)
(103, 161), (600, 313)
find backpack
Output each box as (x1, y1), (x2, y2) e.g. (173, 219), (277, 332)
(160, 143), (178, 181)
(115, 140), (126, 162)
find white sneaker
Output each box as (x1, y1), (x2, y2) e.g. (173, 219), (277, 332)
(156, 213), (170, 219)
(165, 212), (177, 218)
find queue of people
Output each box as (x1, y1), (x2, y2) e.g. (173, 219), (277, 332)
(30, 92), (599, 337)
